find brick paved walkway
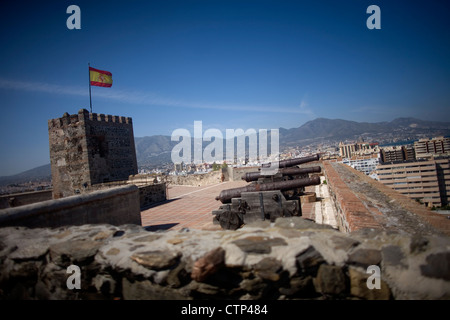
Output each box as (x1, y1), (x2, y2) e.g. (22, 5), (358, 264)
(140, 181), (247, 231)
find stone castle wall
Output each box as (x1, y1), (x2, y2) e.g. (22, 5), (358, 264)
(48, 109), (138, 199)
(167, 171), (223, 186)
(69, 176), (167, 210)
(323, 161), (450, 237)
(0, 217), (448, 300)
(323, 161), (380, 232)
(0, 185), (141, 229)
(0, 190), (53, 209)
(227, 166), (260, 181)
(138, 183), (167, 209)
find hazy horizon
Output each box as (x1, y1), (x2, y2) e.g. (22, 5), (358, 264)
(2, 115), (449, 178)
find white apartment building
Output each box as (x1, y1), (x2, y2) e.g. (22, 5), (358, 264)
(342, 155), (380, 176)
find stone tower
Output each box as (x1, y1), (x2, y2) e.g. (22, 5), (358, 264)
(48, 109), (138, 199)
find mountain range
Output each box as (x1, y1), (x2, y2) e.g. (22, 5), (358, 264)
(2, 117), (449, 186)
(135, 117), (450, 167)
(281, 117), (450, 145)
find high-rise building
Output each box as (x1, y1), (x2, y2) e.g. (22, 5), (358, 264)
(339, 142), (356, 158)
(414, 137), (450, 159)
(380, 146), (416, 163)
(339, 141), (378, 158)
(376, 158), (450, 207)
(48, 109), (138, 199)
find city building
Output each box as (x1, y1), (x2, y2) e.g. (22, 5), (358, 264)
(341, 154), (380, 175)
(339, 141), (379, 158)
(380, 146), (416, 163)
(339, 142), (357, 158)
(174, 163), (183, 172)
(376, 158), (450, 207)
(414, 136), (450, 159)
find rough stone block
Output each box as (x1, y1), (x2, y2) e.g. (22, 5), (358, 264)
(314, 264), (347, 296)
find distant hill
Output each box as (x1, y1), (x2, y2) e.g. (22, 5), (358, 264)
(134, 117), (450, 167)
(2, 117), (449, 185)
(134, 135), (175, 169)
(0, 163), (51, 187)
(279, 117), (450, 147)
(135, 135), (174, 157)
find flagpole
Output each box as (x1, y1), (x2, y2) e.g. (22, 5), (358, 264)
(88, 62), (92, 113)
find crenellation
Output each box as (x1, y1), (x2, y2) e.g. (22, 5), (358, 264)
(89, 112), (98, 121)
(61, 113), (70, 126)
(75, 111), (135, 124)
(77, 108), (89, 122)
(68, 114), (79, 126)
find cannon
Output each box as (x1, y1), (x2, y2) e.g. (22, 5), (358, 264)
(261, 153), (319, 168)
(216, 175), (320, 203)
(212, 154), (321, 230)
(242, 166), (321, 182)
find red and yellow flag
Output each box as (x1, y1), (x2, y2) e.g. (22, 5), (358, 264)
(89, 67), (113, 87)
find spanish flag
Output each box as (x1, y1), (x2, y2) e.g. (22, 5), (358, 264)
(89, 67), (113, 87)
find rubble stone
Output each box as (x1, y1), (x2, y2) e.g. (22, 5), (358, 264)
(347, 248), (382, 268)
(0, 219), (448, 300)
(314, 264), (347, 296)
(191, 247), (225, 282)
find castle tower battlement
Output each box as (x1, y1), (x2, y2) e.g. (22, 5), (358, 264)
(48, 109), (138, 199)
(48, 109), (132, 129)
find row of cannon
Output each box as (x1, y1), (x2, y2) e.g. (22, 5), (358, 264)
(212, 154), (322, 230)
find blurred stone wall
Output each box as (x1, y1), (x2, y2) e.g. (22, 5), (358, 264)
(0, 217), (448, 300)
(0, 185), (140, 228)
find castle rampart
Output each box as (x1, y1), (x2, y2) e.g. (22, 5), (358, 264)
(0, 218), (448, 300)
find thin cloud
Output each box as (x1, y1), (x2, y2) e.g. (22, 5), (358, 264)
(0, 77), (312, 114)
(298, 98), (315, 116)
(0, 77), (86, 96)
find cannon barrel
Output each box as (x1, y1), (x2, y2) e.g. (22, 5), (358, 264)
(242, 166), (322, 182)
(261, 154), (319, 169)
(215, 175), (321, 203)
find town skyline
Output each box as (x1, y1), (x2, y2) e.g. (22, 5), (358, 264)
(1, 115), (448, 182)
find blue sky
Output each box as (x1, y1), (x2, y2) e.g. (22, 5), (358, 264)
(0, 0), (449, 176)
